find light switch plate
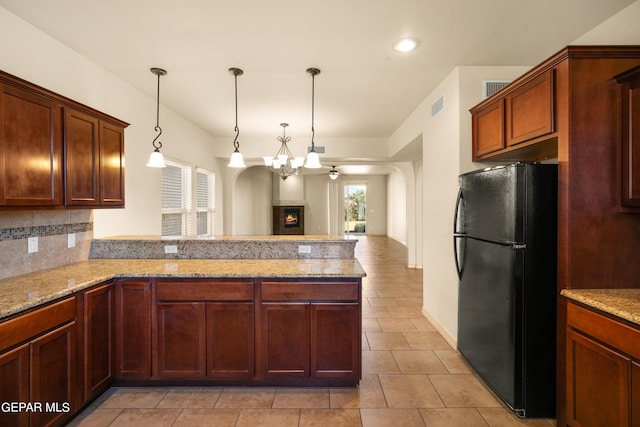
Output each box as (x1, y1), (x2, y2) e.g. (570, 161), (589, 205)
(298, 245), (312, 254)
(68, 233), (76, 248)
(164, 245), (178, 254)
(28, 236), (38, 253)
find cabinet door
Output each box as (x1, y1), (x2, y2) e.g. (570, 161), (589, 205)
(632, 361), (640, 427)
(64, 108), (100, 206)
(0, 83), (62, 206)
(30, 321), (77, 427)
(154, 302), (206, 378)
(505, 69), (554, 147)
(311, 303), (360, 379)
(472, 99), (504, 159)
(260, 303), (309, 378)
(83, 283), (114, 401)
(99, 121), (125, 206)
(0, 344), (29, 427)
(617, 69), (640, 210)
(207, 302), (254, 378)
(115, 280), (151, 379)
(566, 328), (630, 427)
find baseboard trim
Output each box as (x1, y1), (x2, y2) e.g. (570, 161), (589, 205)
(421, 307), (457, 349)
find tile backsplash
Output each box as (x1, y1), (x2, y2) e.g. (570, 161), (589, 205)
(0, 210), (93, 280)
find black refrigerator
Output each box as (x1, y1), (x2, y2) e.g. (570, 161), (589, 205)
(453, 163), (557, 418)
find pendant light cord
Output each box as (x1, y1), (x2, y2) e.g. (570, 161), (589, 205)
(311, 71), (315, 150)
(233, 71), (240, 151)
(152, 71), (163, 150)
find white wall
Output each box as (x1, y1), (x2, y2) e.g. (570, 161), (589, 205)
(233, 167), (272, 235)
(0, 8), (224, 238)
(386, 169), (407, 244)
(304, 175), (330, 235)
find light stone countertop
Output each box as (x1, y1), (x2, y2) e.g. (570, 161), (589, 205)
(0, 258), (366, 321)
(561, 288), (640, 326)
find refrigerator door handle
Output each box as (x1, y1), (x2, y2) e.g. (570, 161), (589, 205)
(453, 188), (463, 235)
(453, 235), (464, 280)
(453, 188), (465, 280)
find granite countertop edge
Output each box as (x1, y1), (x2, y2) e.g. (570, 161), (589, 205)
(0, 258), (366, 321)
(561, 288), (640, 326)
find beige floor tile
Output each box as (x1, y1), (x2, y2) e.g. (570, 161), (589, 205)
(362, 306), (391, 319)
(379, 374), (444, 408)
(363, 317), (381, 332)
(330, 375), (387, 408)
(392, 350), (449, 374)
(403, 331), (452, 350)
(377, 318), (419, 332)
(366, 332), (411, 350)
(299, 408), (361, 427)
(477, 408), (555, 426)
(362, 350), (401, 374)
(67, 408), (123, 427)
(386, 306), (425, 319)
(367, 297), (400, 307)
(394, 297), (424, 307)
(360, 408), (426, 427)
(419, 408), (489, 426)
(410, 318), (439, 332)
(434, 350), (473, 374)
(109, 408), (181, 427)
(99, 388), (170, 408)
(429, 374), (502, 408)
(156, 387), (221, 408)
(172, 408), (240, 427)
(235, 408), (300, 427)
(214, 388), (276, 408)
(272, 388), (330, 408)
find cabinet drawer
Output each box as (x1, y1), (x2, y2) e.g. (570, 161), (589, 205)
(567, 302), (640, 360)
(262, 281), (359, 302)
(0, 297), (75, 352)
(156, 280), (254, 301)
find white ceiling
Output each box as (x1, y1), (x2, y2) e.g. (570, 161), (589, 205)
(0, 0), (635, 173)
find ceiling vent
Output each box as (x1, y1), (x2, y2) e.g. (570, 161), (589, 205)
(307, 145), (325, 154)
(431, 95), (445, 117)
(483, 80), (511, 99)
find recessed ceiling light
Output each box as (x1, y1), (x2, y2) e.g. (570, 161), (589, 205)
(393, 38), (419, 53)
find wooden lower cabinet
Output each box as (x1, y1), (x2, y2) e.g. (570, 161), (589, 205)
(566, 301), (640, 427)
(311, 303), (360, 378)
(114, 280), (151, 379)
(261, 303), (310, 377)
(82, 283), (114, 401)
(206, 302), (254, 378)
(0, 344), (30, 427)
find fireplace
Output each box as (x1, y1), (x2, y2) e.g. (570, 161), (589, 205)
(273, 205), (304, 235)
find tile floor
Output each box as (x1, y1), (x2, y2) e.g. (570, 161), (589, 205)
(69, 236), (556, 427)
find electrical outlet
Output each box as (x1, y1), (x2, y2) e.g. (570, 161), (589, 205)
(68, 233), (76, 248)
(298, 245), (312, 254)
(28, 236), (38, 254)
(164, 245), (178, 254)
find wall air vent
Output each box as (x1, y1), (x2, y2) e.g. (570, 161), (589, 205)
(307, 146), (325, 154)
(483, 80), (511, 99)
(431, 95), (445, 117)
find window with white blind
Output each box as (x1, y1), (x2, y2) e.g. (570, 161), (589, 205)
(196, 168), (216, 236)
(161, 160), (192, 236)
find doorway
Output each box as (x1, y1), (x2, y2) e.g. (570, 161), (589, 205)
(344, 184), (366, 234)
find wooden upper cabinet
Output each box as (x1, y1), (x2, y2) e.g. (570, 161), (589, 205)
(0, 82), (63, 206)
(471, 68), (556, 161)
(615, 65), (640, 212)
(65, 108), (100, 206)
(505, 69), (554, 147)
(64, 108), (125, 207)
(472, 99), (504, 158)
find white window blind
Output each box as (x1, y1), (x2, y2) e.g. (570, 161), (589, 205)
(196, 168), (216, 236)
(161, 160), (192, 236)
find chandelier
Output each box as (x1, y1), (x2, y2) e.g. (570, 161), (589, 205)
(263, 123), (305, 180)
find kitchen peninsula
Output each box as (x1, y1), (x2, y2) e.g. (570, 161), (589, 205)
(0, 235), (365, 427)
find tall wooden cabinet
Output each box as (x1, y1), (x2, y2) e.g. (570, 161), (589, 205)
(0, 69), (127, 209)
(615, 65), (640, 212)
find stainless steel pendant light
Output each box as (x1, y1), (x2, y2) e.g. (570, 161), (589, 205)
(146, 67), (168, 168)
